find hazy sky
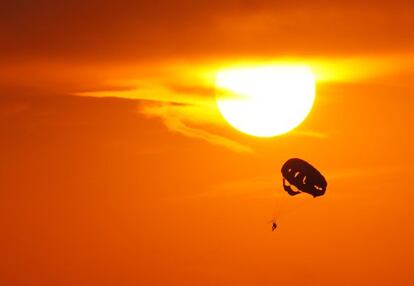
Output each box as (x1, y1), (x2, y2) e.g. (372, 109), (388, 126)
(1, 1), (413, 285)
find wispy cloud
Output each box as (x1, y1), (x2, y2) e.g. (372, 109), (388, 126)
(78, 84), (254, 153)
(74, 60), (341, 152)
(141, 102), (253, 153)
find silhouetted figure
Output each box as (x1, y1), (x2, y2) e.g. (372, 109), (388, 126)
(272, 222), (278, 231)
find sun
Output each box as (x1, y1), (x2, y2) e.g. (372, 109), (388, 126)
(215, 65), (316, 137)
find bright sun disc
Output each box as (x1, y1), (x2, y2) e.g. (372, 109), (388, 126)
(215, 66), (316, 137)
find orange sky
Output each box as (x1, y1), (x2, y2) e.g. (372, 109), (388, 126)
(1, 1), (414, 285)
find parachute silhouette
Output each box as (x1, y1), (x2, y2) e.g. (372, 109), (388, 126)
(281, 158), (327, 198)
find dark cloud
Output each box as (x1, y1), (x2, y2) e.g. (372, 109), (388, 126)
(1, 0), (414, 64)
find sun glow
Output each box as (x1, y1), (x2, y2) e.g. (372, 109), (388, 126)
(215, 66), (316, 137)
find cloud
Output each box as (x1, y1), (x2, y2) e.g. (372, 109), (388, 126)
(79, 83), (254, 153)
(74, 57), (341, 151)
(134, 97), (327, 151)
(1, 1), (414, 63)
(142, 102), (253, 153)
